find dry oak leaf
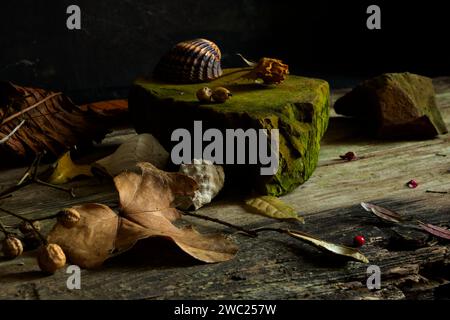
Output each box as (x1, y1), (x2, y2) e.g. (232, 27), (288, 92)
(47, 162), (238, 269)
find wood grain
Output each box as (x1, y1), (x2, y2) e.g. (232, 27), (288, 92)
(0, 79), (449, 300)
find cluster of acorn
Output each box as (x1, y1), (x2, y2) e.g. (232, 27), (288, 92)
(0, 208), (80, 273)
(196, 87), (232, 103)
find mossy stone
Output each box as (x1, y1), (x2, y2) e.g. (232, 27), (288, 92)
(129, 68), (330, 196)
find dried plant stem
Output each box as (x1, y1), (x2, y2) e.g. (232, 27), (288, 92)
(181, 211), (258, 237)
(0, 119), (26, 144)
(426, 190), (448, 194)
(0, 152), (75, 199)
(0, 207), (47, 244)
(0, 219), (10, 236)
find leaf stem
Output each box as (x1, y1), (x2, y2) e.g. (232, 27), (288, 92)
(180, 211), (258, 237)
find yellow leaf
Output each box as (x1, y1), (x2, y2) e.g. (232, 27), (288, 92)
(48, 152), (93, 184)
(245, 196), (304, 223)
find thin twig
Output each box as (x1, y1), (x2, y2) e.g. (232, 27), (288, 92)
(0, 153), (76, 199)
(0, 194), (12, 201)
(180, 211), (258, 237)
(0, 119), (26, 144)
(0, 219), (10, 236)
(0, 207), (47, 244)
(0, 92), (62, 126)
(35, 180), (75, 198)
(426, 190), (448, 194)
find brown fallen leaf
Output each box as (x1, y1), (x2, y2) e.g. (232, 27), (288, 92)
(361, 202), (403, 223)
(0, 82), (128, 161)
(418, 221), (450, 240)
(286, 230), (369, 263)
(47, 162), (238, 268)
(47, 203), (119, 269)
(48, 151), (93, 184)
(245, 196), (304, 223)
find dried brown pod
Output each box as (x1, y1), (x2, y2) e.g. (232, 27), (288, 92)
(2, 236), (24, 259)
(153, 39), (223, 83)
(37, 243), (66, 273)
(242, 57), (289, 85)
(212, 87), (232, 103)
(57, 209), (81, 229)
(19, 220), (41, 235)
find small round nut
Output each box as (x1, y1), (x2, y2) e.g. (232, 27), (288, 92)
(57, 209), (81, 228)
(19, 220), (41, 235)
(37, 243), (66, 274)
(2, 236), (24, 259)
(211, 87), (232, 103)
(196, 87), (213, 103)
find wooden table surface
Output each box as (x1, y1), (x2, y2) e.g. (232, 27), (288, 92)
(0, 78), (449, 300)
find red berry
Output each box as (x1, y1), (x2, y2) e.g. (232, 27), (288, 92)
(340, 151), (357, 161)
(353, 235), (366, 247)
(406, 180), (418, 189)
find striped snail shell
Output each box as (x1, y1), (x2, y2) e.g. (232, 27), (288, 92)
(153, 39), (223, 84)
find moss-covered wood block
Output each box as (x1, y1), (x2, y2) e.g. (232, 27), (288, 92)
(129, 68), (330, 196)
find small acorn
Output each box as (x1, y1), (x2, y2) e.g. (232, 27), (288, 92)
(37, 243), (66, 274)
(212, 87), (232, 103)
(196, 87), (213, 103)
(19, 220), (41, 235)
(2, 236), (24, 259)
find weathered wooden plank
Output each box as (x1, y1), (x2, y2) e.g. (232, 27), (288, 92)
(0, 78), (449, 300)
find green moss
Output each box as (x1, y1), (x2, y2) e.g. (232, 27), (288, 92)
(130, 68), (330, 196)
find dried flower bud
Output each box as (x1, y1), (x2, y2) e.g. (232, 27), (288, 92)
(19, 220), (41, 235)
(196, 87), (213, 103)
(57, 209), (81, 228)
(2, 236), (24, 259)
(37, 244), (66, 273)
(212, 87), (232, 103)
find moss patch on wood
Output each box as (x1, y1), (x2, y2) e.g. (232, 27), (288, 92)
(129, 68), (330, 196)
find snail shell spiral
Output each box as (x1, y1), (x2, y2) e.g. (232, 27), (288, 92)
(153, 39), (223, 84)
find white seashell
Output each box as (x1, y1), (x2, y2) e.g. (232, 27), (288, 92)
(178, 159), (225, 210)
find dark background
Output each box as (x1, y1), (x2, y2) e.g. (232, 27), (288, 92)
(0, 0), (449, 103)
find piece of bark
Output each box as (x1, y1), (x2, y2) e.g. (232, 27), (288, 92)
(334, 73), (448, 139)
